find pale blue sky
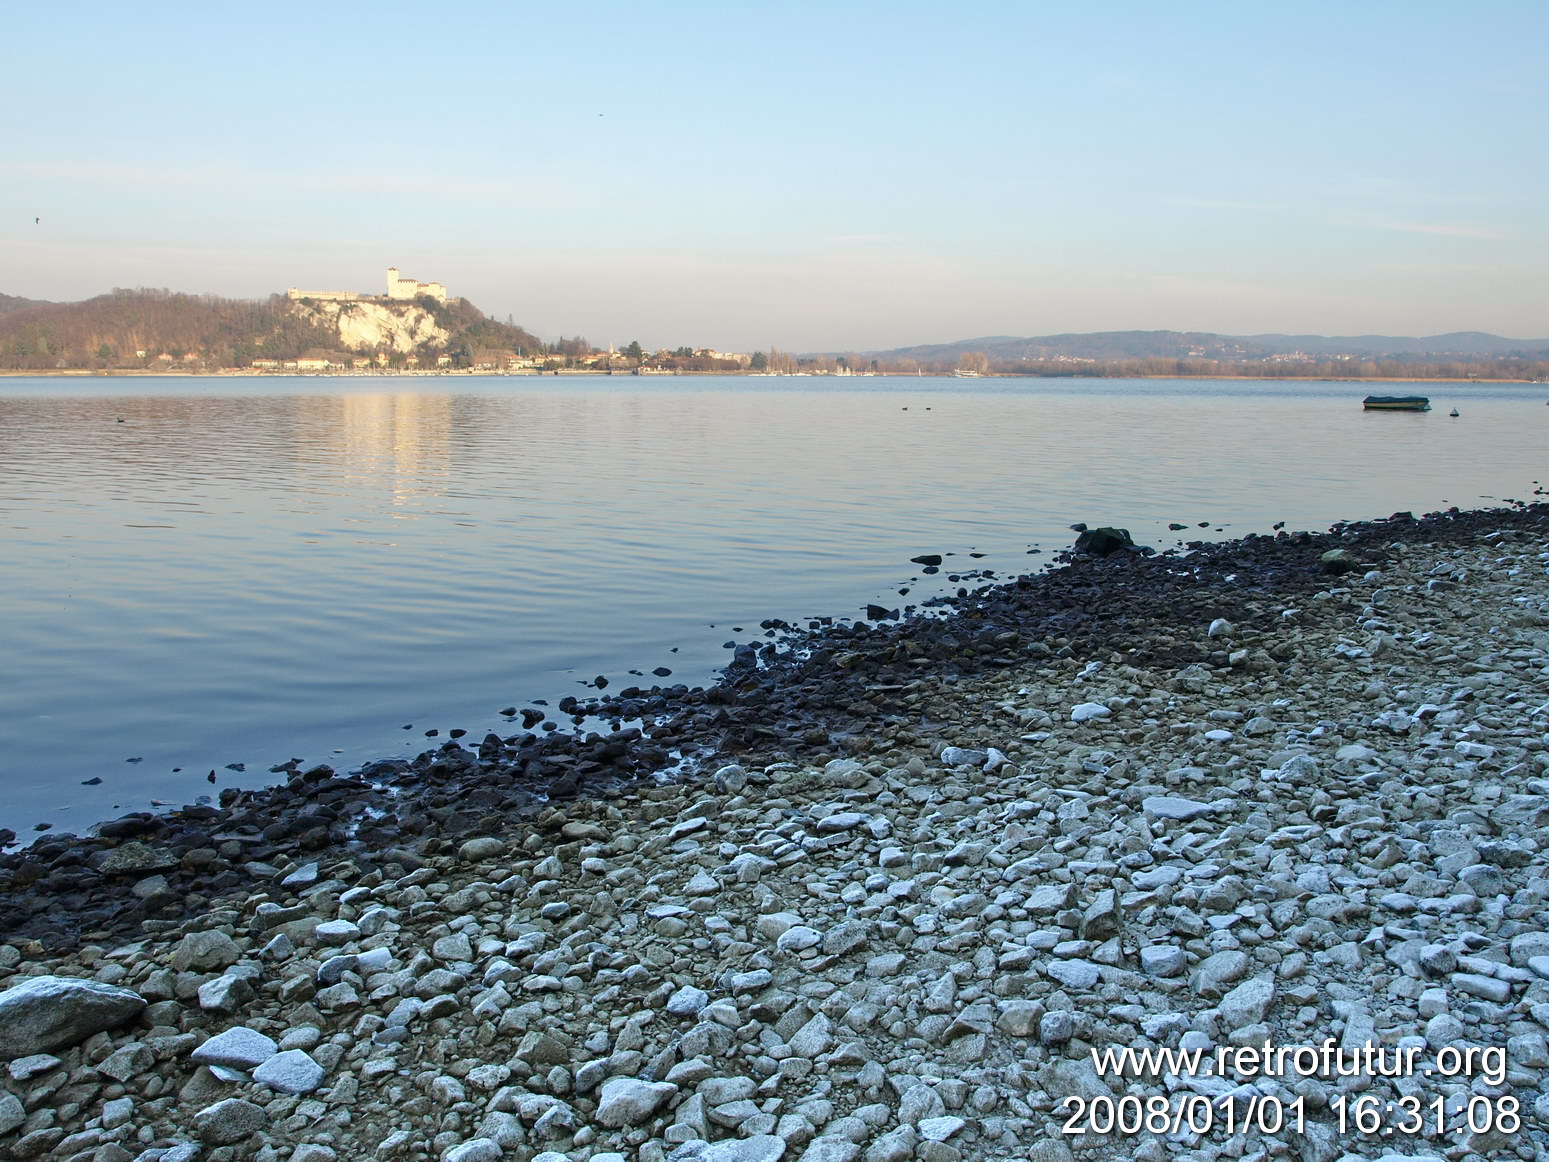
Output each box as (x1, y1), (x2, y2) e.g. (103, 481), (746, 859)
(4, 1), (1545, 350)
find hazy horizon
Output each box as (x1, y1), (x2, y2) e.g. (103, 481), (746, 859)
(4, 1), (1545, 352)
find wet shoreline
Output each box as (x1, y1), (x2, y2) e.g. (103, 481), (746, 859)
(4, 500), (1543, 955)
(2, 499), (1548, 1160)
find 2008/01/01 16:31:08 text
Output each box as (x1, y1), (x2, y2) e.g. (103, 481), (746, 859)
(1058, 1092), (1523, 1138)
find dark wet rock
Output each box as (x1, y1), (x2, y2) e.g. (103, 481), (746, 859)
(92, 841), (180, 877)
(1319, 548), (1358, 574)
(96, 814), (163, 840)
(910, 554), (943, 566)
(2, 499), (1545, 961)
(1073, 526), (1136, 556)
(195, 1097), (269, 1144)
(0, 975), (146, 1058)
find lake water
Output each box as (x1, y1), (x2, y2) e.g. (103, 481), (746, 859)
(2, 374), (1543, 840)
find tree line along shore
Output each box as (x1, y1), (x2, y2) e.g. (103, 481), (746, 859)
(3, 289), (1547, 381)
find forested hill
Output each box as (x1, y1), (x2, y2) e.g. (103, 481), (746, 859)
(0, 288), (548, 370)
(0, 293), (49, 316)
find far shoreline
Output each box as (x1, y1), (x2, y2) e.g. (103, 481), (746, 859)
(1, 368), (1545, 385)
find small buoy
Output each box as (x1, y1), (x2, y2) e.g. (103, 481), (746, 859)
(1449, 408), (1459, 417)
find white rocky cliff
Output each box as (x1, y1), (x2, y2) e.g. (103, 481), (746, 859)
(290, 299), (452, 355)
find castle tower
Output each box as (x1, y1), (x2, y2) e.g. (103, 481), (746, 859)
(386, 267), (402, 299)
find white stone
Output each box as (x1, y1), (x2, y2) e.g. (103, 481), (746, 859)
(756, 912), (805, 941)
(699, 1076), (759, 1105)
(917, 1116), (966, 1141)
(0, 975), (146, 1058)
(666, 986), (710, 1016)
(787, 1013), (834, 1058)
(253, 1048), (324, 1094)
(1334, 743), (1377, 762)
(1453, 973), (1511, 1003)
(595, 1076), (676, 1127)
(433, 933), (474, 961)
(7, 1053), (61, 1080)
(1024, 883), (1074, 913)
(1425, 1013), (1467, 1050)
(1140, 946), (1189, 977)
(1218, 976), (1275, 1030)
(1132, 866), (1183, 891)
(1193, 950), (1250, 996)
(864, 1127), (916, 1162)
(796, 1138), (860, 1162)
(939, 746), (988, 767)
(314, 920), (360, 946)
(197, 974), (253, 1013)
(700, 1136), (787, 1162)
(1045, 960), (1100, 990)
(1071, 703), (1111, 723)
(815, 812), (869, 832)
(1143, 796), (1219, 822)
(280, 862), (320, 888)
(442, 1139), (503, 1162)
(191, 1026), (279, 1071)
(729, 969), (773, 992)
(357, 946), (393, 972)
(776, 926), (823, 953)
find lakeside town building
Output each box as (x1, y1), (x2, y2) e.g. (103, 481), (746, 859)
(286, 268), (453, 305)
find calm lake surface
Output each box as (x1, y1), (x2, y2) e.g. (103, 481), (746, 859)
(2, 375), (1543, 839)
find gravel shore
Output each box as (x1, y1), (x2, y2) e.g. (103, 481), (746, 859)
(2, 503), (1548, 1162)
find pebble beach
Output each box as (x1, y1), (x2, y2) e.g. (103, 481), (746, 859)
(3, 502), (1549, 1162)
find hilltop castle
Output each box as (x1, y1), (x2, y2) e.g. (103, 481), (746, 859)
(286, 267), (453, 305)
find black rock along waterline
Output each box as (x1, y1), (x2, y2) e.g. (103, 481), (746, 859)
(1, 501), (1543, 955)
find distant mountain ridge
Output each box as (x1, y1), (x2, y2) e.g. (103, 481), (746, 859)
(876, 329), (1549, 363)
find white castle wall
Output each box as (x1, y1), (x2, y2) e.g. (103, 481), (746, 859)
(288, 269), (450, 305)
(286, 289), (364, 302)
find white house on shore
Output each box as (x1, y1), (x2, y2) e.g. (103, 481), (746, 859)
(286, 268), (453, 304)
